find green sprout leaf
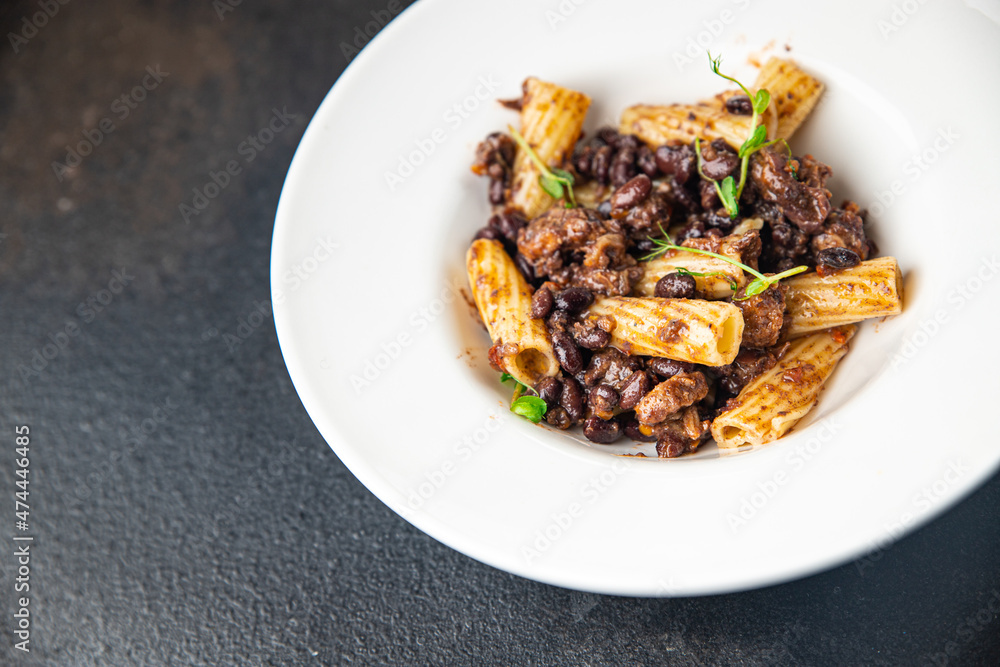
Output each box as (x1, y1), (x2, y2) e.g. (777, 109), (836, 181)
(738, 265), (809, 300)
(643, 226), (807, 300)
(675, 267), (738, 291)
(503, 372), (547, 423)
(508, 125), (576, 208)
(717, 176), (738, 218)
(742, 278), (770, 298)
(708, 52), (754, 100)
(753, 89), (770, 115)
(739, 124), (768, 159)
(702, 52), (782, 218)
(511, 395), (547, 423)
(539, 173), (565, 199)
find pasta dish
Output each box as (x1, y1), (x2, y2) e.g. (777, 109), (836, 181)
(466, 56), (902, 457)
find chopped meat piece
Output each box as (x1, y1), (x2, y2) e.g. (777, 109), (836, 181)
(584, 347), (642, 389)
(767, 221), (810, 272)
(681, 235), (722, 253)
(810, 201), (870, 261)
(720, 230), (762, 270)
(699, 178), (721, 212)
(619, 191), (672, 242)
(794, 154), (833, 189)
(634, 371), (709, 425)
(471, 132), (517, 205)
(732, 283), (787, 349)
(644, 406), (711, 457)
(749, 148), (831, 233)
(717, 347), (781, 397)
(517, 207), (643, 296)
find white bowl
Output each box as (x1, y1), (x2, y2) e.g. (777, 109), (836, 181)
(271, 0), (1000, 595)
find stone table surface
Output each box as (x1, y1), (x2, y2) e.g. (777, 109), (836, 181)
(1, 1), (998, 665)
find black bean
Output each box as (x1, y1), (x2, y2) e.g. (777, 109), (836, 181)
(593, 145), (613, 184)
(618, 370), (653, 410)
(588, 383), (620, 415)
(583, 416), (622, 444)
(646, 358), (693, 379)
(674, 223), (704, 244)
(622, 415), (656, 442)
(530, 287), (554, 319)
(488, 178), (505, 204)
(618, 134), (642, 151)
(701, 140), (740, 181)
(701, 154), (739, 181)
(704, 209), (736, 233)
(609, 149), (637, 187)
(514, 254), (535, 282)
(654, 145), (695, 184)
(596, 200), (612, 219)
(597, 127), (620, 146)
(725, 94), (753, 116)
(816, 247), (861, 271)
(699, 178), (720, 211)
(473, 227), (502, 241)
(574, 146), (593, 176)
(637, 145), (658, 177)
(489, 211), (526, 243)
(574, 325), (610, 350)
(536, 376), (563, 406)
(632, 238), (656, 257)
(560, 376), (585, 422)
(654, 272), (696, 299)
(552, 332), (583, 374)
(554, 287), (594, 314)
(656, 432), (688, 458)
(545, 406), (572, 429)
(610, 174), (652, 211)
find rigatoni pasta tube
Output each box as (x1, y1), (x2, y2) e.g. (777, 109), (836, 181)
(784, 257), (902, 337)
(751, 58), (825, 141)
(619, 92), (777, 150)
(466, 239), (560, 387)
(711, 325), (856, 449)
(510, 78), (591, 218)
(634, 252), (745, 300)
(587, 297), (744, 366)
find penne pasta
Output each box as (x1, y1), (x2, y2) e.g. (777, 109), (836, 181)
(586, 296), (744, 366)
(510, 77), (591, 219)
(711, 325), (856, 449)
(751, 58), (825, 141)
(466, 239), (561, 387)
(784, 257), (903, 337)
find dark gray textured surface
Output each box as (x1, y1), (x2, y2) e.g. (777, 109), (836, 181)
(0, 1), (998, 665)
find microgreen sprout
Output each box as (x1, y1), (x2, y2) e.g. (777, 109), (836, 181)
(643, 227), (807, 300)
(675, 266), (738, 292)
(700, 53), (792, 219)
(500, 372), (548, 423)
(508, 124), (576, 208)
